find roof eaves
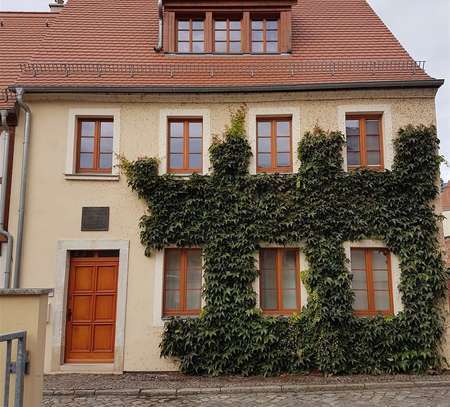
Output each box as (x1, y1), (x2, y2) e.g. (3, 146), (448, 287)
(10, 79), (445, 95)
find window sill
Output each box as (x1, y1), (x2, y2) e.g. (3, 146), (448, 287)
(165, 52), (292, 57)
(65, 174), (120, 182)
(162, 315), (200, 321)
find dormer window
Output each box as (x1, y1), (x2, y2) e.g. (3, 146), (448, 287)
(162, 0), (296, 54)
(214, 19), (241, 53)
(252, 18), (279, 53)
(177, 18), (205, 53)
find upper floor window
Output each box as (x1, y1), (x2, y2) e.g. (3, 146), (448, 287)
(163, 249), (202, 317)
(252, 18), (279, 53)
(177, 18), (205, 53)
(350, 248), (393, 316)
(260, 248), (300, 315)
(257, 117), (292, 173)
(76, 118), (113, 174)
(214, 18), (241, 53)
(163, 3), (293, 54)
(168, 118), (203, 174)
(346, 115), (383, 170)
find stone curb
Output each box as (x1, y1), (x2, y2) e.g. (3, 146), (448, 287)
(43, 380), (450, 398)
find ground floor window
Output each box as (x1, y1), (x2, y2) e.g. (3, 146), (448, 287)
(163, 249), (202, 316)
(350, 248), (394, 316)
(259, 248), (301, 315)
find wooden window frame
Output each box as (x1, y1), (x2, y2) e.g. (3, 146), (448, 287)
(256, 116), (293, 174)
(350, 248), (394, 317)
(175, 16), (206, 53)
(250, 15), (280, 54)
(166, 7), (290, 54)
(75, 117), (114, 174)
(213, 16), (242, 53)
(346, 114), (384, 171)
(163, 248), (202, 317)
(167, 117), (203, 174)
(259, 248), (301, 315)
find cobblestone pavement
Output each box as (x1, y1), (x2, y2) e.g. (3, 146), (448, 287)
(43, 387), (450, 407)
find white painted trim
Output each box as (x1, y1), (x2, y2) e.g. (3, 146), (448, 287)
(159, 108), (211, 175)
(153, 250), (165, 327)
(52, 240), (129, 373)
(344, 240), (403, 314)
(64, 175), (120, 182)
(247, 105), (301, 174)
(337, 104), (393, 171)
(65, 108), (121, 176)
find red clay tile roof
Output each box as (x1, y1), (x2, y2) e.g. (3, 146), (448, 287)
(0, 12), (57, 109)
(1, 0), (442, 101)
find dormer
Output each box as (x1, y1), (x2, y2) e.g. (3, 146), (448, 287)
(159, 0), (297, 54)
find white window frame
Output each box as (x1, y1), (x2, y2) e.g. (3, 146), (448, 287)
(248, 105), (301, 175)
(65, 108), (121, 180)
(338, 104), (393, 171)
(344, 240), (402, 315)
(159, 108), (211, 176)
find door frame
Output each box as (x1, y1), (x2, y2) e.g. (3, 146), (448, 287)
(52, 240), (129, 373)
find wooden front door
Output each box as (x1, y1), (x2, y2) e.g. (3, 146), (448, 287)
(65, 253), (119, 363)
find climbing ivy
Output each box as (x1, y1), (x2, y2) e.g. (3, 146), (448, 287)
(121, 107), (447, 376)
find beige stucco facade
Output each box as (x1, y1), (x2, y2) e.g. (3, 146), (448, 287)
(0, 290), (49, 406)
(5, 87), (446, 373)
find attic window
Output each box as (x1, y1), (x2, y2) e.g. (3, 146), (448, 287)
(214, 19), (241, 53)
(162, 1), (295, 54)
(251, 18), (279, 53)
(177, 18), (205, 53)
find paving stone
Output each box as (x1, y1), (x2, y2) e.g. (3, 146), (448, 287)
(96, 389), (141, 396)
(140, 388), (177, 397)
(43, 386), (450, 406)
(177, 387), (221, 395)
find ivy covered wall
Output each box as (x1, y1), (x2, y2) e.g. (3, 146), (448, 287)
(121, 108), (447, 376)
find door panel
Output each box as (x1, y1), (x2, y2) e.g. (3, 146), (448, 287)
(95, 295), (115, 320)
(72, 296), (92, 321)
(65, 254), (119, 363)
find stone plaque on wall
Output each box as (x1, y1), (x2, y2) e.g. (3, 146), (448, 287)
(81, 207), (110, 231)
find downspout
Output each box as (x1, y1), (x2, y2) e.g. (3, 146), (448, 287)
(154, 0), (164, 52)
(13, 88), (31, 288)
(0, 110), (13, 288)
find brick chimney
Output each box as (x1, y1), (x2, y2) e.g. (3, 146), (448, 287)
(49, 0), (65, 12)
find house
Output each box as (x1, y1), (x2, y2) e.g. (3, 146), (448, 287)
(0, 0), (447, 374)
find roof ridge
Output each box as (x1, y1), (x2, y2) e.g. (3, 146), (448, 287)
(0, 12), (57, 16)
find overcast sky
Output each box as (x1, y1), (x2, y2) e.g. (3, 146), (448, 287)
(1, 0), (449, 179)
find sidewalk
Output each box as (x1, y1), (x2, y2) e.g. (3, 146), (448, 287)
(44, 372), (450, 397)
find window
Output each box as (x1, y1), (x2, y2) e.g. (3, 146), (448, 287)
(168, 118), (203, 173)
(163, 249), (202, 316)
(214, 18), (241, 53)
(346, 115), (383, 170)
(257, 117), (292, 173)
(350, 248), (393, 316)
(260, 248), (300, 315)
(177, 18), (205, 53)
(76, 118), (113, 174)
(164, 6), (292, 54)
(252, 18), (279, 53)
